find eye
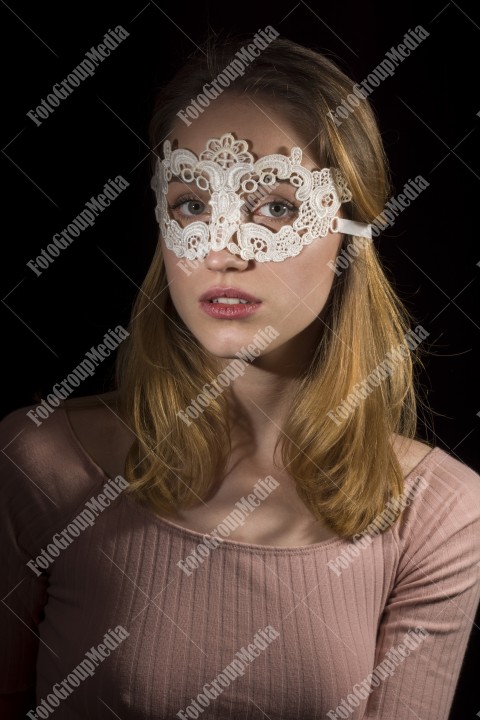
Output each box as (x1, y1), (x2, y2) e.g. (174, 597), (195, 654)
(169, 196), (208, 217)
(255, 200), (297, 221)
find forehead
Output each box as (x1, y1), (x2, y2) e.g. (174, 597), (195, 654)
(169, 94), (318, 170)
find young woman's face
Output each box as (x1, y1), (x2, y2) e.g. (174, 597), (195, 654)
(160, 94), (343, 368)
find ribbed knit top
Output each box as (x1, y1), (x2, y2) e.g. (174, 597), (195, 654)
(1, 405), (480, 719)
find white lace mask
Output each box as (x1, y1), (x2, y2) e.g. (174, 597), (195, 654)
(151, 133), (372, 263)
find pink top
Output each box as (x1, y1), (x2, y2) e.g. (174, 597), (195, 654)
(1, 404), (480, 719)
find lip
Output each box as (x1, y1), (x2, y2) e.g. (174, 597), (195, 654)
(199, 286), (262, 319)
(199, 286), (261, 303)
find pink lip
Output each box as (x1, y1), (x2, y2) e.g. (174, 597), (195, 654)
(199, 286), (262, 319)
(199, 286), (261, 303)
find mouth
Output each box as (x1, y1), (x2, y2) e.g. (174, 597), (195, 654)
(199, 287), (262, 318)
(199, 287), (261, 304)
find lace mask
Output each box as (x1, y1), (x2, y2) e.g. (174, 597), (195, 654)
(151, 133), (372, 263)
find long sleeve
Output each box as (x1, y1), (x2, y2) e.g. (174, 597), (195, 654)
(0, 409), (50, 694)
(362, 453), (480, 719)
(0, 406), (107, 697)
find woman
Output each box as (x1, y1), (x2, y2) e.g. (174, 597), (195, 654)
(1, 36), (479, 719)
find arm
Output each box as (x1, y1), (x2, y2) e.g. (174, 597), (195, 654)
(363, 455), (480, 719)
(0, 410), (50, 716)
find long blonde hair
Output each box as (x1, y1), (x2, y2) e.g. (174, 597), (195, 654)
(115, 36), (422, 538)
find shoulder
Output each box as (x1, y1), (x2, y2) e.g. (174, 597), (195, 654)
(59, 392), (135, 480)
(0, 401), (70, 469)
(393, 432), (480, 508)
(416, 445), (480, 512)
(391, 434), (480, 505)
(0, 391), (126, 464)
(392, 434), (434, 478)
(59, 390), (124, 435)
(392, 440), (480, 556)
(0, 395), (119, 529)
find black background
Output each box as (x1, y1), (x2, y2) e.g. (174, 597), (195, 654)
(1, 1), (479, 716)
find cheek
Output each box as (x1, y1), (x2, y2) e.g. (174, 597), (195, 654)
(160, 246), (194, 311)
(162, 249), (179, 282)
(160, 234), (196, 284)
(273, 233), (341, 303)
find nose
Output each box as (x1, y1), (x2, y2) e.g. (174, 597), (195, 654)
(203, 242), (250, 272)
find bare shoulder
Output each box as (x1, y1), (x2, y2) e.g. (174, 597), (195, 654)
(63, 392), (135, 479)
(391, 434), (434, 478)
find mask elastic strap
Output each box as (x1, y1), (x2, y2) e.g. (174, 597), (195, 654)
(333, 217), (372, 239)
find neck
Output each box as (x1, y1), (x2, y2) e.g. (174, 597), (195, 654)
(219, 322), (322, 446)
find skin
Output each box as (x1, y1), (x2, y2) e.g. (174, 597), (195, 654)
(160, 94), (343, 449)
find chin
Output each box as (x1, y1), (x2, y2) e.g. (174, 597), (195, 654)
(195, 335), (249, 360)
